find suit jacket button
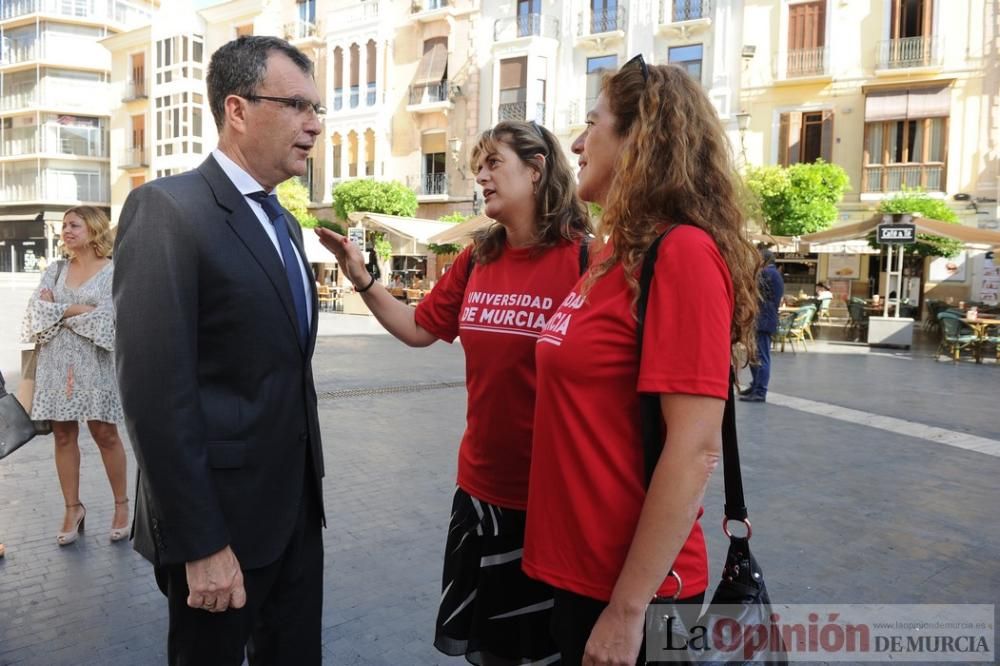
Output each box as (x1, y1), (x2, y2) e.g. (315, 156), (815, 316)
(299, 432), (308, 442)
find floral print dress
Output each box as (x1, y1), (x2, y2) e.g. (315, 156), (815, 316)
(20, 259), (123, 423)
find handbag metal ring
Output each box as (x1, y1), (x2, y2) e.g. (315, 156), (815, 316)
(667, 569), (683, 600)
(723, 517), (752, 539)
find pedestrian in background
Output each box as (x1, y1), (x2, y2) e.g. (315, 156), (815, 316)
(317, 120), (592, 665)
(740, 248), (784, 403)
(114, 36), (325, 665)
(20, 206), (128, 546)
(524, 57), (760, 665)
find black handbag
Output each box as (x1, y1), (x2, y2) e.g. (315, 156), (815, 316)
(637, 227), (786, 665)
(0, 370), (38, 460)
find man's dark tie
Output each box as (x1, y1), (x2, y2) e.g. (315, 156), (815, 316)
(247, 191), (310, 350)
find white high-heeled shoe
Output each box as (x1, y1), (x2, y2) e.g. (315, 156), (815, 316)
(110, 497), (130, 542)
(57, 503), (86, 546)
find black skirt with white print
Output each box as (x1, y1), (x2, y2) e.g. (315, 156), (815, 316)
(434, 487), (560, 665)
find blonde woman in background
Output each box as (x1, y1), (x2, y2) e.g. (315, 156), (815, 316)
(21, 206), (129, 546)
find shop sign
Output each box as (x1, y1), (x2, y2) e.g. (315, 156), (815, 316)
(347, 226), (365, 248)
(877, 223), (916, 244)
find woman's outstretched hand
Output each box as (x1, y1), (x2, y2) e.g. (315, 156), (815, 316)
(315, 228), (369, 287)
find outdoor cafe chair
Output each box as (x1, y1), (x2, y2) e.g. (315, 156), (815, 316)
(775, 306), (814, 353)
(987, 325), (1000, 363)
(845, 301), (869, 342)
(937, 314), (977, 362)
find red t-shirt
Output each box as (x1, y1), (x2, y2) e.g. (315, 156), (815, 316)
(415, 239), (586, 510)
(523, 225), (733, 602)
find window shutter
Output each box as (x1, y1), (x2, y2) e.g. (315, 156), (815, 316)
(821, 110), (834, 162)
(778, 113), (790, 166)
(787, 111), (803, 165)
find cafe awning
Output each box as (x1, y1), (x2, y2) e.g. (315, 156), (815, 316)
(347, 212), (453, 255)
(801, 215), (1000, 247)
(427, 215), (493, 245)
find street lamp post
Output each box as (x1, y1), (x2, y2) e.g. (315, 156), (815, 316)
(735, 112), (751, 166)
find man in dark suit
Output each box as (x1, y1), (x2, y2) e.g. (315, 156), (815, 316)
(113, 36), (325, 664)
(740, 248), (784, 403)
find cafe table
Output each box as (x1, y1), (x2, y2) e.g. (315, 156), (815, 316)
(961, 317), (1000, 363)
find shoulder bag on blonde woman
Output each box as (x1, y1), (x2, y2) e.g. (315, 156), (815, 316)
(1, 370), (37, 460)
(14, 260), (64, 436)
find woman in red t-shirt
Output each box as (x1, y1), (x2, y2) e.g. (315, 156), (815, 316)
(523, 59), (760, 665)
(317, 121), (591, 664)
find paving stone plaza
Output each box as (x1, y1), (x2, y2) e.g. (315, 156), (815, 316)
(1, 275), (998, 664)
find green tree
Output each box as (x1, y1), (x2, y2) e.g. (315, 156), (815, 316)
(744, 160), (850, 236)
(332, 179), (418, 220)
(872, 189), (962, 259)
(438, 211), (471, 224)
(276, 177), (319, 228)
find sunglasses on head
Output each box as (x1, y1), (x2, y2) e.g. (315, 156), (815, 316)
(623, 53), (649, 82)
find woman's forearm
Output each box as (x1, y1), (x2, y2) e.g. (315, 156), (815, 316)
(353, 279), (437, 347)
(62, 304), (95, 319)
(607, 395), (724, 616)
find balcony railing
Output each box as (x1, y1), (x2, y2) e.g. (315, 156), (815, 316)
(0, 35), (108, 67)
(498, 101), (526, 121)
(1, 133), (36, 156)
(122, 78), (147, 101)
(2, 80), (109, 112)
(411, 0), (448, 13)
(669, 0), (711, 22)
(284, 21), (319, 41)
(333, 89), (343, 111)
(493, 13), (560, 41)
(0, 83), (35, 110)
(876, 35), (941, 69)
(408, 81), (449, 105)
(784, 46), (826, 77)
(580, 6), (625, 35)
(1, 125), (108, 157)
(0, 170), (109, 202)
(1, 0), (151, 25)
(341, 0), (378, 24)
(862, 164), (944, 193)
(409, 172), (448, 196)
(0, 40), (36, 66)
(366, 82), (376, 106)
(121, 146), (147, 167)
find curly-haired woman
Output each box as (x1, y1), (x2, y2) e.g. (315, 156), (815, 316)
(21, 206), (129, 546)
(317, 121), (592, 664)
(524, 58), (760, 665)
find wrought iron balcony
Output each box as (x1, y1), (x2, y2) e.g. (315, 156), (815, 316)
(782, 46), (827, 78)
(876, 35), (941, 70)
(411, 0), (448, 13)
(579, 5), (626, 35)
(284, 21), (320, 41)
(409, 172), (448, 196)
(862, 164), (944, 193)
(493, 13), (560, 41)
(408, 81), (449, 106)
(498, 101), (526, 121)
(122, 79), (147, 101)
(670, 0), (711, 22)
(121, 146), (148, 168)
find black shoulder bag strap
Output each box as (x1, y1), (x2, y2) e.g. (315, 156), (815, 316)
(636, 226), (747, 523)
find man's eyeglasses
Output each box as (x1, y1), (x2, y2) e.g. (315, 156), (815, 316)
(245, 95), (327, 118)
(623, 53), (649, 83)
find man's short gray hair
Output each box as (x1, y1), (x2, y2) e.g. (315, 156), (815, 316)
(206, 35), (314, 131)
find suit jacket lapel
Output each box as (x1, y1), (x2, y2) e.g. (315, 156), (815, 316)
(197, 156), (302, 345)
